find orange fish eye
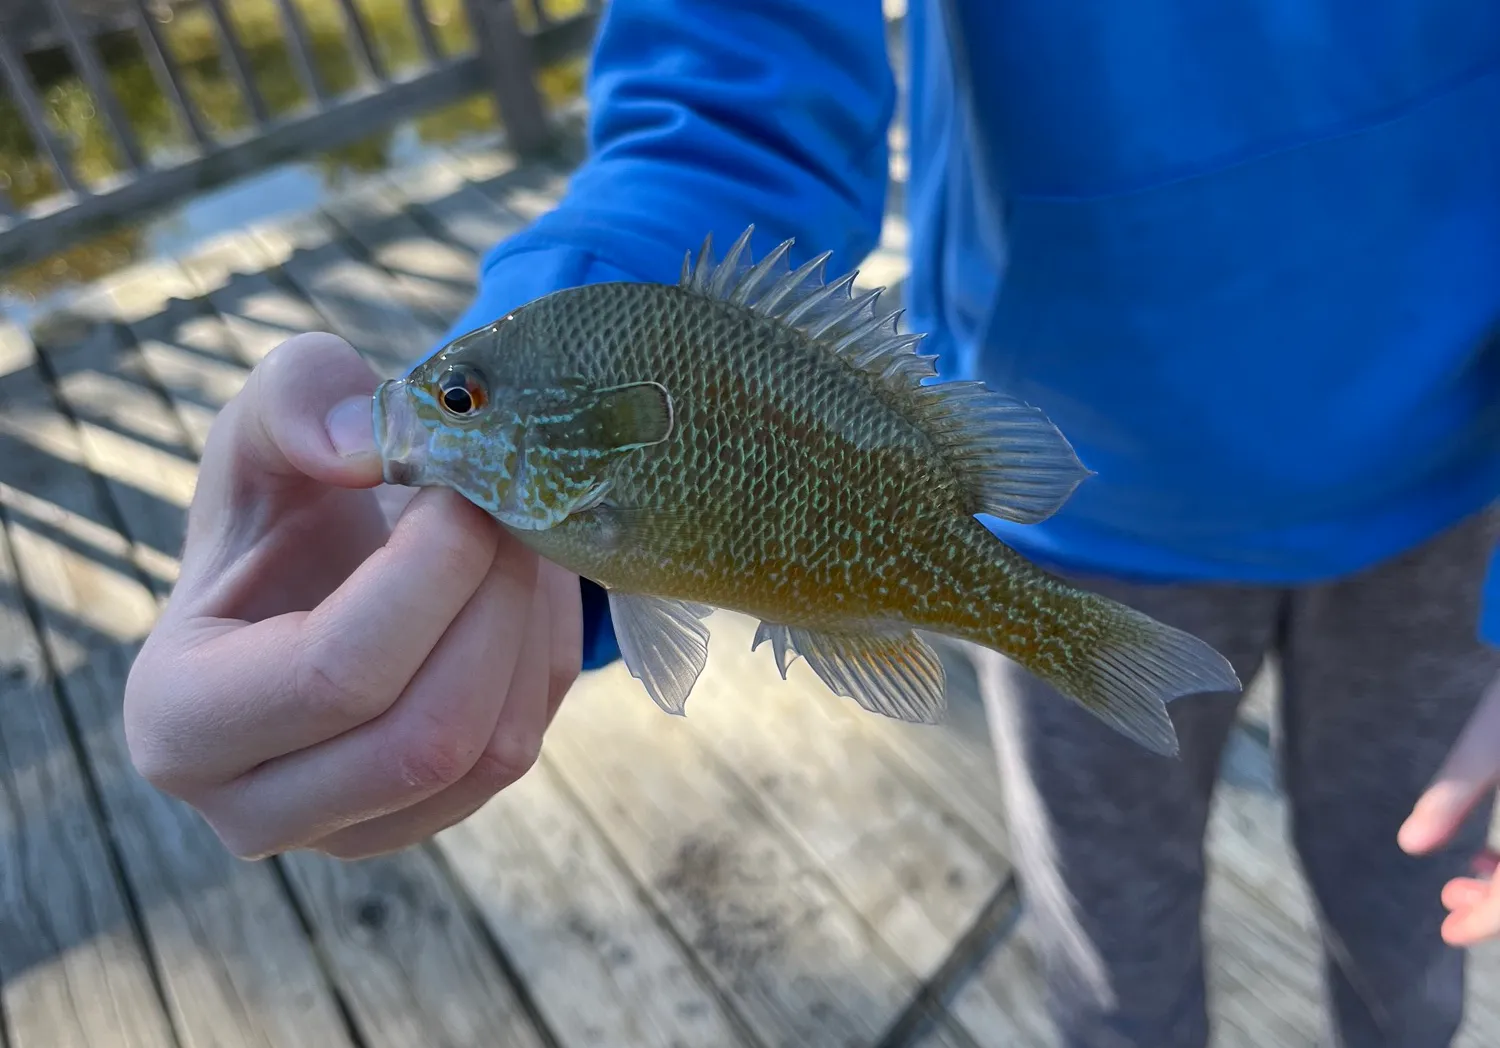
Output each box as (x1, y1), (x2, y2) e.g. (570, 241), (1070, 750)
(437, 364), (489, 417)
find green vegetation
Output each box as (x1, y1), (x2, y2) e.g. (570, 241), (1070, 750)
(1, 0), (588, 301)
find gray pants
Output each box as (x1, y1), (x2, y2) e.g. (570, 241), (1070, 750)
(972, 507), (1500, 1048)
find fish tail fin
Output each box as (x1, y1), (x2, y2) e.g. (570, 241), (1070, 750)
(980, 584), (1241, 758)
(965, 589), (1239, 1011)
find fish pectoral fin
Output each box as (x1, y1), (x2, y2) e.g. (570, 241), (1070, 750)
(607, 591), (714, 715)
(761, 625), (947, 724)
(912, 381), (1093, 525)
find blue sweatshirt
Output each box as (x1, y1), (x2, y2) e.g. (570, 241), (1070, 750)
(426, 0), (1500, 667)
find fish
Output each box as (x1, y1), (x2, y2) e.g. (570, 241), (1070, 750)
(371, 225), (1241, 756)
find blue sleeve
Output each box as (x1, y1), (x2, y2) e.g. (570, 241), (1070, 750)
(1481, 547), (1500, 648)
(426, 0), (897, 672)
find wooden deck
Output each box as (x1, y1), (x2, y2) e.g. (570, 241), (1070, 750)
(4, 127), (1500, 1048)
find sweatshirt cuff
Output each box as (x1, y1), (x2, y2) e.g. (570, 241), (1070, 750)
(1480, 543), (1500, 647)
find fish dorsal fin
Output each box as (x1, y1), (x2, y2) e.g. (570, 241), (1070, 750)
(909, 380), (1094, 524)
(679, 225), (940, 390)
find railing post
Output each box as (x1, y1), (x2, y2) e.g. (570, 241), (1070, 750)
(462, 0), (553, 156)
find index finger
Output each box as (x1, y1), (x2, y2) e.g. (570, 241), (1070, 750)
(129, 487), (505, 790)
(1399, 676), (1500, 854)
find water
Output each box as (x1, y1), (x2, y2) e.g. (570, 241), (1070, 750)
(0, 0), (586, 321)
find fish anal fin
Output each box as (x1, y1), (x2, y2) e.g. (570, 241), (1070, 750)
(751, 621), (801, 678)
(756, 624), (947, 724)
(607, 592), (714, 715)
(912, 380), (1092, 525)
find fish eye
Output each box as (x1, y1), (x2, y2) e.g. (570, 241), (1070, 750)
(437, 364), (488, 418)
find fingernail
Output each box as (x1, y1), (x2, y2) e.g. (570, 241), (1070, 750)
(326, 396), (375, 459)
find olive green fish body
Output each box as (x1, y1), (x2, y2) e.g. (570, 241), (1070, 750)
(375, 227), (1240, 755)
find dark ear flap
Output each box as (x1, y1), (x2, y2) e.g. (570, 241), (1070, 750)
(537, 381), (674, 452)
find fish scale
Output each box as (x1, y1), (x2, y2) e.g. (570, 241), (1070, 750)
(373, 225), (1242, 758)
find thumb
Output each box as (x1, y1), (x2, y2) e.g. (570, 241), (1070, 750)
(197, 331), (384, 500)
(1399, 676), (1500, 854)
(182, 333), (385, 559)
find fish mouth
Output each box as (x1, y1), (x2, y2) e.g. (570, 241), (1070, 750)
(372, 378), (426, 486)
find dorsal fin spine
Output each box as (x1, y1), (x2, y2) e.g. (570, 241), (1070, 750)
(729, 240), (793, 306)
(680, 226), (939, 390)
(833, 309), (899, 355)
(808, 286), (882, 340)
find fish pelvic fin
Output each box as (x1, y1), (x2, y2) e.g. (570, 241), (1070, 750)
(752, 622), (947, 724)
(608, 591), (714, 715)
(912, 380), (1093, 524)
(678, 225), (941, 391)
(989, 593), (1241, 757)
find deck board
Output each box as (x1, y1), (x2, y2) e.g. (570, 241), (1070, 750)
(0, 381), (175, 1048)
(16, 257), (556, 1048)
(541, 662), (920, 1048)
(439, 761), (750, 1048)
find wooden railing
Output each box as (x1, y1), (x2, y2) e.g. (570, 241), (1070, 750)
(0, 0), (601, 267)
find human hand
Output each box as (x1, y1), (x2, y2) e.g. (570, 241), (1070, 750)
(1398, 671), (1500, 946)
(123, 332), (581, 860)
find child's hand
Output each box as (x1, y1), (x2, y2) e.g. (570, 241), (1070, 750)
(1399, 673), (1500, 946)
(123, 332), (581, 861)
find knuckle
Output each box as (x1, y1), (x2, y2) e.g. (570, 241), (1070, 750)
(470, 730), (541, 793)
(396, 729), (479, 794)
(296, 640), (388, 725)
(122, 668), (195, 796)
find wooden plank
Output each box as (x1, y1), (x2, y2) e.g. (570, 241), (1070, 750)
(0, 330), (162, 654)
(320, 173), (484, 327)
(439, 760), (750, 1048)
(0, 322), (177, 1048)
(274, 848), (551, 1048)
(840, 638), (1010, 856)
(178, 235), (330, 368)
(172, 228), (555, 1048)
(247, 213), (447, 377)
(440, 146), (574, 227)
(540, 626), (927, 1046)
(386, 157), (530, 264)
(664, 615), (1005, 1036)
(58, 639), (362, 1048)
(28, 290), (199, 600)
(24, 271), (372, 1048)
